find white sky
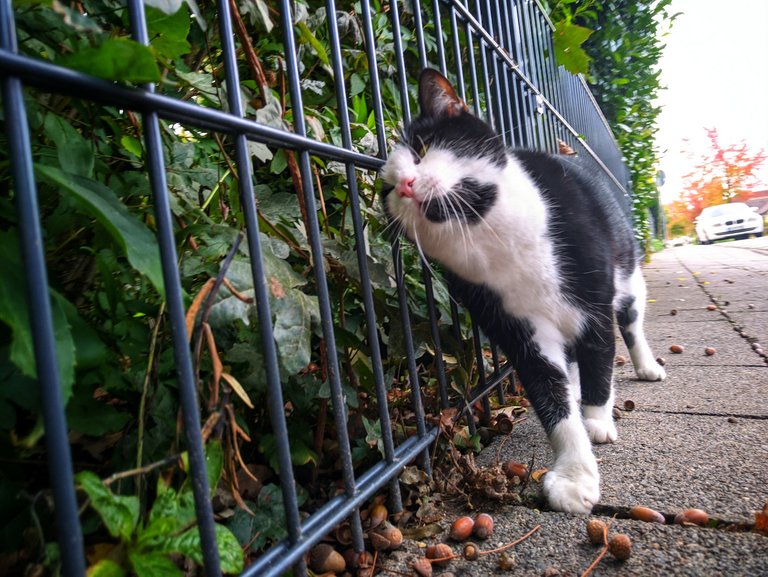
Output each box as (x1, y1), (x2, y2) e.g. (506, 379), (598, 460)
(655, 0), (768, 204)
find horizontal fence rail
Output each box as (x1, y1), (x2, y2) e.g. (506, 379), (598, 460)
(0, 0), (630, 576)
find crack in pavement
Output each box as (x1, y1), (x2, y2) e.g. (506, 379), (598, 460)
(636, 408), (768, 420)
(673, 253), (768, 367)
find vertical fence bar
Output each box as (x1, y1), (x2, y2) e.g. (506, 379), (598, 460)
(389, 1), (434, 477)
(463, 0), (483, 116)
(0, 2), (86, 575)
(325, 0), (404, 513)
(125, 2), (221, 575)
(432, 0), (447, 73)
(447, 0), (466, 100)
(412, 0), (429, 69)
(360, 0), (388, 160)
(278, 0), (367, 554)
(215, 1), (308, 573)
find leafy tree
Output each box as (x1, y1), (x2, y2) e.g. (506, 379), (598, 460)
(546, 0), (677, 250)
(665, 128), (767, 235)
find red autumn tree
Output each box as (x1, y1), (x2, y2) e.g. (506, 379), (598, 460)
(666, 128), (767, 236)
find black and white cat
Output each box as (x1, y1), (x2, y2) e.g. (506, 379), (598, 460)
(380, 69), (666, 514)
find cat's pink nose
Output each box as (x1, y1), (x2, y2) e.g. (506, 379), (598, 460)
(396, 177), (415, 198)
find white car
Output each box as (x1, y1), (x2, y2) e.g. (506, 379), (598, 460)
(694, 202), (765, 244)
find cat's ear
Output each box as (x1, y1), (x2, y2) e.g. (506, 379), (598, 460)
(418, 69), (468, 119)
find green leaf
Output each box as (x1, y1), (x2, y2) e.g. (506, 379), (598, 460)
(120, 135), (143, 159)
(272, 288), (319, 375)
(76, 471), (139, 542)
(0, 232), (75, 404)
(296, 21), (329, 67)
(146, 5), (191, 61)
(86, 559), (127, 577)
(44, 113), (94, 177)
(128, 551), (182, 577)
(143, 0), (183, 16)
(154, 525), (243, 574)
(204, 440), (224, 497)
(58, 38), (161, 83)
(553, 20), (593, 75)
(35, 165), (165, 298)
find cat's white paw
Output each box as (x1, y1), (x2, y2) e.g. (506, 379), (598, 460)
(584, 417), (617, 444)
(635, 362), (666, 381)
(543, 464), (600, 514)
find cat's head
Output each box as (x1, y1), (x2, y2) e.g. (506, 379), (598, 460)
(380, 69), (507, 236)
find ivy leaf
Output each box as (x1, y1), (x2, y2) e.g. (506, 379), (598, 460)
(154, 525), (244, 574)
(57, 38), (161, 83)
(44, 113), (94, 178)
(146, 5), (191, 61)
(86, 559), (127, 577)
(76, 471), (139, 542)
(0, 232), (75, 404)
(142, 0), (183, 14)
(553, 20), (593, 75)
(272, 288), (320, 376)
(36, 165), (165, 298)
(127, 552), (182, 577)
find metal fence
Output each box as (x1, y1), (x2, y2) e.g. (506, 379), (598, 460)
(0, 0), (628, 575)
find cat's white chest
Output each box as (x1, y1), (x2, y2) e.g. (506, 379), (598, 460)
(417, 162), (585, 341)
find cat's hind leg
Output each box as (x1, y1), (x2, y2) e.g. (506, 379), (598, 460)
(576, 312), (618, 444)
(616, 266), (666, 381)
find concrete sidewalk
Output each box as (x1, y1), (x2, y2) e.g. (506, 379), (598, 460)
(394, 240), (768, 576)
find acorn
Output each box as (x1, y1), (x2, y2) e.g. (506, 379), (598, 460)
(629, 505), (665, 524)
(450, 516), (475, 541)
(502, 460), (529, 480)
(473, 513), (494, 539)
(370, 521), (403, 550)
(334, 522), (353, 546)
(425, 543), (454, 566)
(670, 344), (685, 354)
(674, 508), (709, 526)
(615, 354), (627, 366)
(656, 356), (667, 366)
(707, 304), (717, 311)
(411, 558), (433, 577)
(462, 542), (479, 561)
(704, 347), (716, 356)
(608, 534), (632, 561)
(586, 519), (607, 545)
(368, 503), (388, 530)
(309, 543), (346, 574)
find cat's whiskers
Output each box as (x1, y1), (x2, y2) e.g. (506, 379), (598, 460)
(445, 184), (505, 248)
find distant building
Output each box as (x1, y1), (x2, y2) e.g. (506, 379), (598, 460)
(745, 192), (768, 217)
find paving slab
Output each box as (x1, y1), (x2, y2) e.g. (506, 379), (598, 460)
(627, 322), (762, 366)
(612, 365), (768, 417)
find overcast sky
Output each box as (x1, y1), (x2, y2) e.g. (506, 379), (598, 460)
(654, 0), (768, 204)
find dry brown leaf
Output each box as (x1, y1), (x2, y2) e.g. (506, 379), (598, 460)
(185, 278), (216, 342)
(221, 372), (254, 409)
(531, 468), (549, 483)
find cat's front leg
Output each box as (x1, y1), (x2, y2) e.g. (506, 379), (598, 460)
(542, 412), (601, 514)
(518, 333), (601, 514)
